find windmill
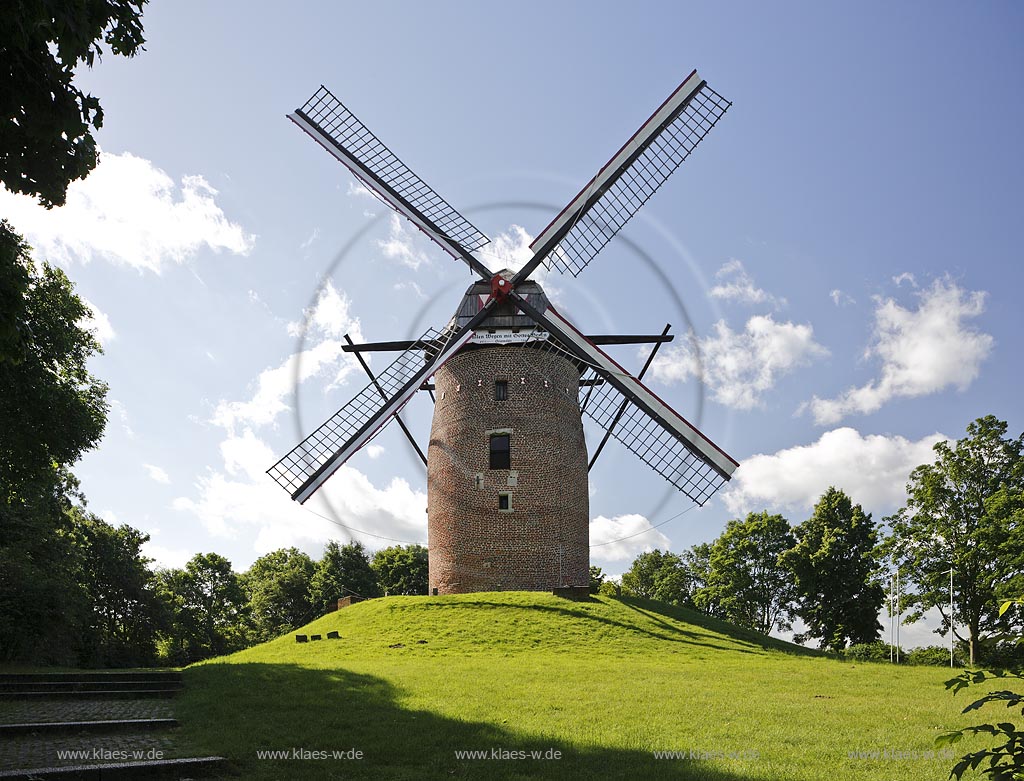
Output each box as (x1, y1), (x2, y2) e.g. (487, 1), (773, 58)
(269, 70), (739, 595)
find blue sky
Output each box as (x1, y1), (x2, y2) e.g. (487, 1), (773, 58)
(3, 2), (1020, 646)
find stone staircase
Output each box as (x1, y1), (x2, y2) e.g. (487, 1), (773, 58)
(0, 671), (227, 779)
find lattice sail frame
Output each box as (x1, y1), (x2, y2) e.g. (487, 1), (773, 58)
(291, 86), (490, 257)
(529, 76), (731, 278)
(268, 326), (469, 502)
(508, 331), (729, 505)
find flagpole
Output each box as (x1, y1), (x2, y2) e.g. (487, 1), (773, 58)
(949, 566), (954, 668)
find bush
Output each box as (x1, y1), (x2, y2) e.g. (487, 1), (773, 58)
(906, 645), (964, 667)
(981, 640), (1024, 670)
(844, 641), (898, 663)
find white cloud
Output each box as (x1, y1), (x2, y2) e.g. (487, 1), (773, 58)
(347, 181), (375, 200)
(300, 227), (320, 249)
(109, 399), (135, 439)
(481, 224), (535, 274)
(220, 428), (276, 481)
(589, 514), (671, 562)
(80, 297), (115, 345)
(0, 151), (254, 272)
(174, 432), (427, 556)
(366, 445), (385, 459)
(211, 339), (346, 432)
(892, 272), (917, 288)
(378, 214), (432, 270)
(286, 279), (361, 342)
(829, 289), (855, 307)
(144, 464), (171, 484)
(393, 280), (427, 299)
(709, 259), (785, 308)
(142, 540), (194, 570)
(805, 278), (992, 424)
(722, 427), (946, 516)
(649, 315), (829, 410)
(214, 281), (364, 433)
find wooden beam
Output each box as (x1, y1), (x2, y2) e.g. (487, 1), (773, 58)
(344, 334), (674, 353)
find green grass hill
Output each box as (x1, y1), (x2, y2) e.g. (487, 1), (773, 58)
(177, 592), (978, 780)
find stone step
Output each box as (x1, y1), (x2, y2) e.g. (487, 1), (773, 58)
(0, 689), (182, 701)
(0, 672), (181, 684)
(0, 681), (184, 693)
(0, 756), (227, 779)
(0, 719), (178, 736)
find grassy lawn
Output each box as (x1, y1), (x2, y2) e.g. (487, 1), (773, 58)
(176, 593), (986, 779)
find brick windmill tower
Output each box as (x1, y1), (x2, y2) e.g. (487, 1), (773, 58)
(269, 70), (739, 595)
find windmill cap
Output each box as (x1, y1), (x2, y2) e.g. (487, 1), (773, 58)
(450, 273), (549, 332)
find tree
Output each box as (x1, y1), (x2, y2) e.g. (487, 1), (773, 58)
(70, 508), (166, 667)
(781, 488), (884, 652)
(699, 511), (797, 635)
(684, 543), (725, 617)
(621, 550), (692, 606)
(0, 225), (108, 499)
(882, 416), (1024, 665)
(1, 0), (148, 207)
(309, 540), (380, 613)
(243, 548), (315, 642)
(589, 566), (605, 594)
(156, 553), (249, 664)
(371, 545), (428, 596)
(0, 224), (109, 664)
(0, 223), (31, 364)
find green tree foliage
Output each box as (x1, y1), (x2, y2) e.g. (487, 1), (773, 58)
(589, 566), (605, 594)
(309, 540), (380, 612)
(1, 0), (148, 207)
(882, 416), (1024, 664)
(243, 548), (315, 642)
(0, 223), (109, 664)
(0, 228), (107, 499)
(781, 487), (884, 651)
(697, 511), (797, 635)
(0, 223), (31, 364)
(621, 550), (692, 606)
(69, 508), (166, 667)
(156, 553), (249, 664)
(371, 544), (428, 596)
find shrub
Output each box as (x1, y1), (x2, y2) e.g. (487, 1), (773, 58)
(844, 641), (896, 663)
(906, 645), (964, 667)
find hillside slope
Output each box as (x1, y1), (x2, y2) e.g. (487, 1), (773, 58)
(177, 592), (976, 780)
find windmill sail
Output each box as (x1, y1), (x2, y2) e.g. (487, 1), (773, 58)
(267, 325), (475, 503)
(512, 297), (737, 502)
(516, 72), (730, 281)
(290, 86), (492, 279)
(578, 364), (728, 504)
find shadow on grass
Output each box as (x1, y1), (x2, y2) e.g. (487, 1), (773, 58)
(614, 597), (824, 658)
(178, 662), (769, 781)
(413, 595), (814, 657)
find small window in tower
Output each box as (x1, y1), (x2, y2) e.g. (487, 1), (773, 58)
(498, 493), (511, 511)
(489, 433), (510, 469)
(495, 380), (508, 401)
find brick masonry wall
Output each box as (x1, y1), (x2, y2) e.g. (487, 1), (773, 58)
(427, 344), (590, 594)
